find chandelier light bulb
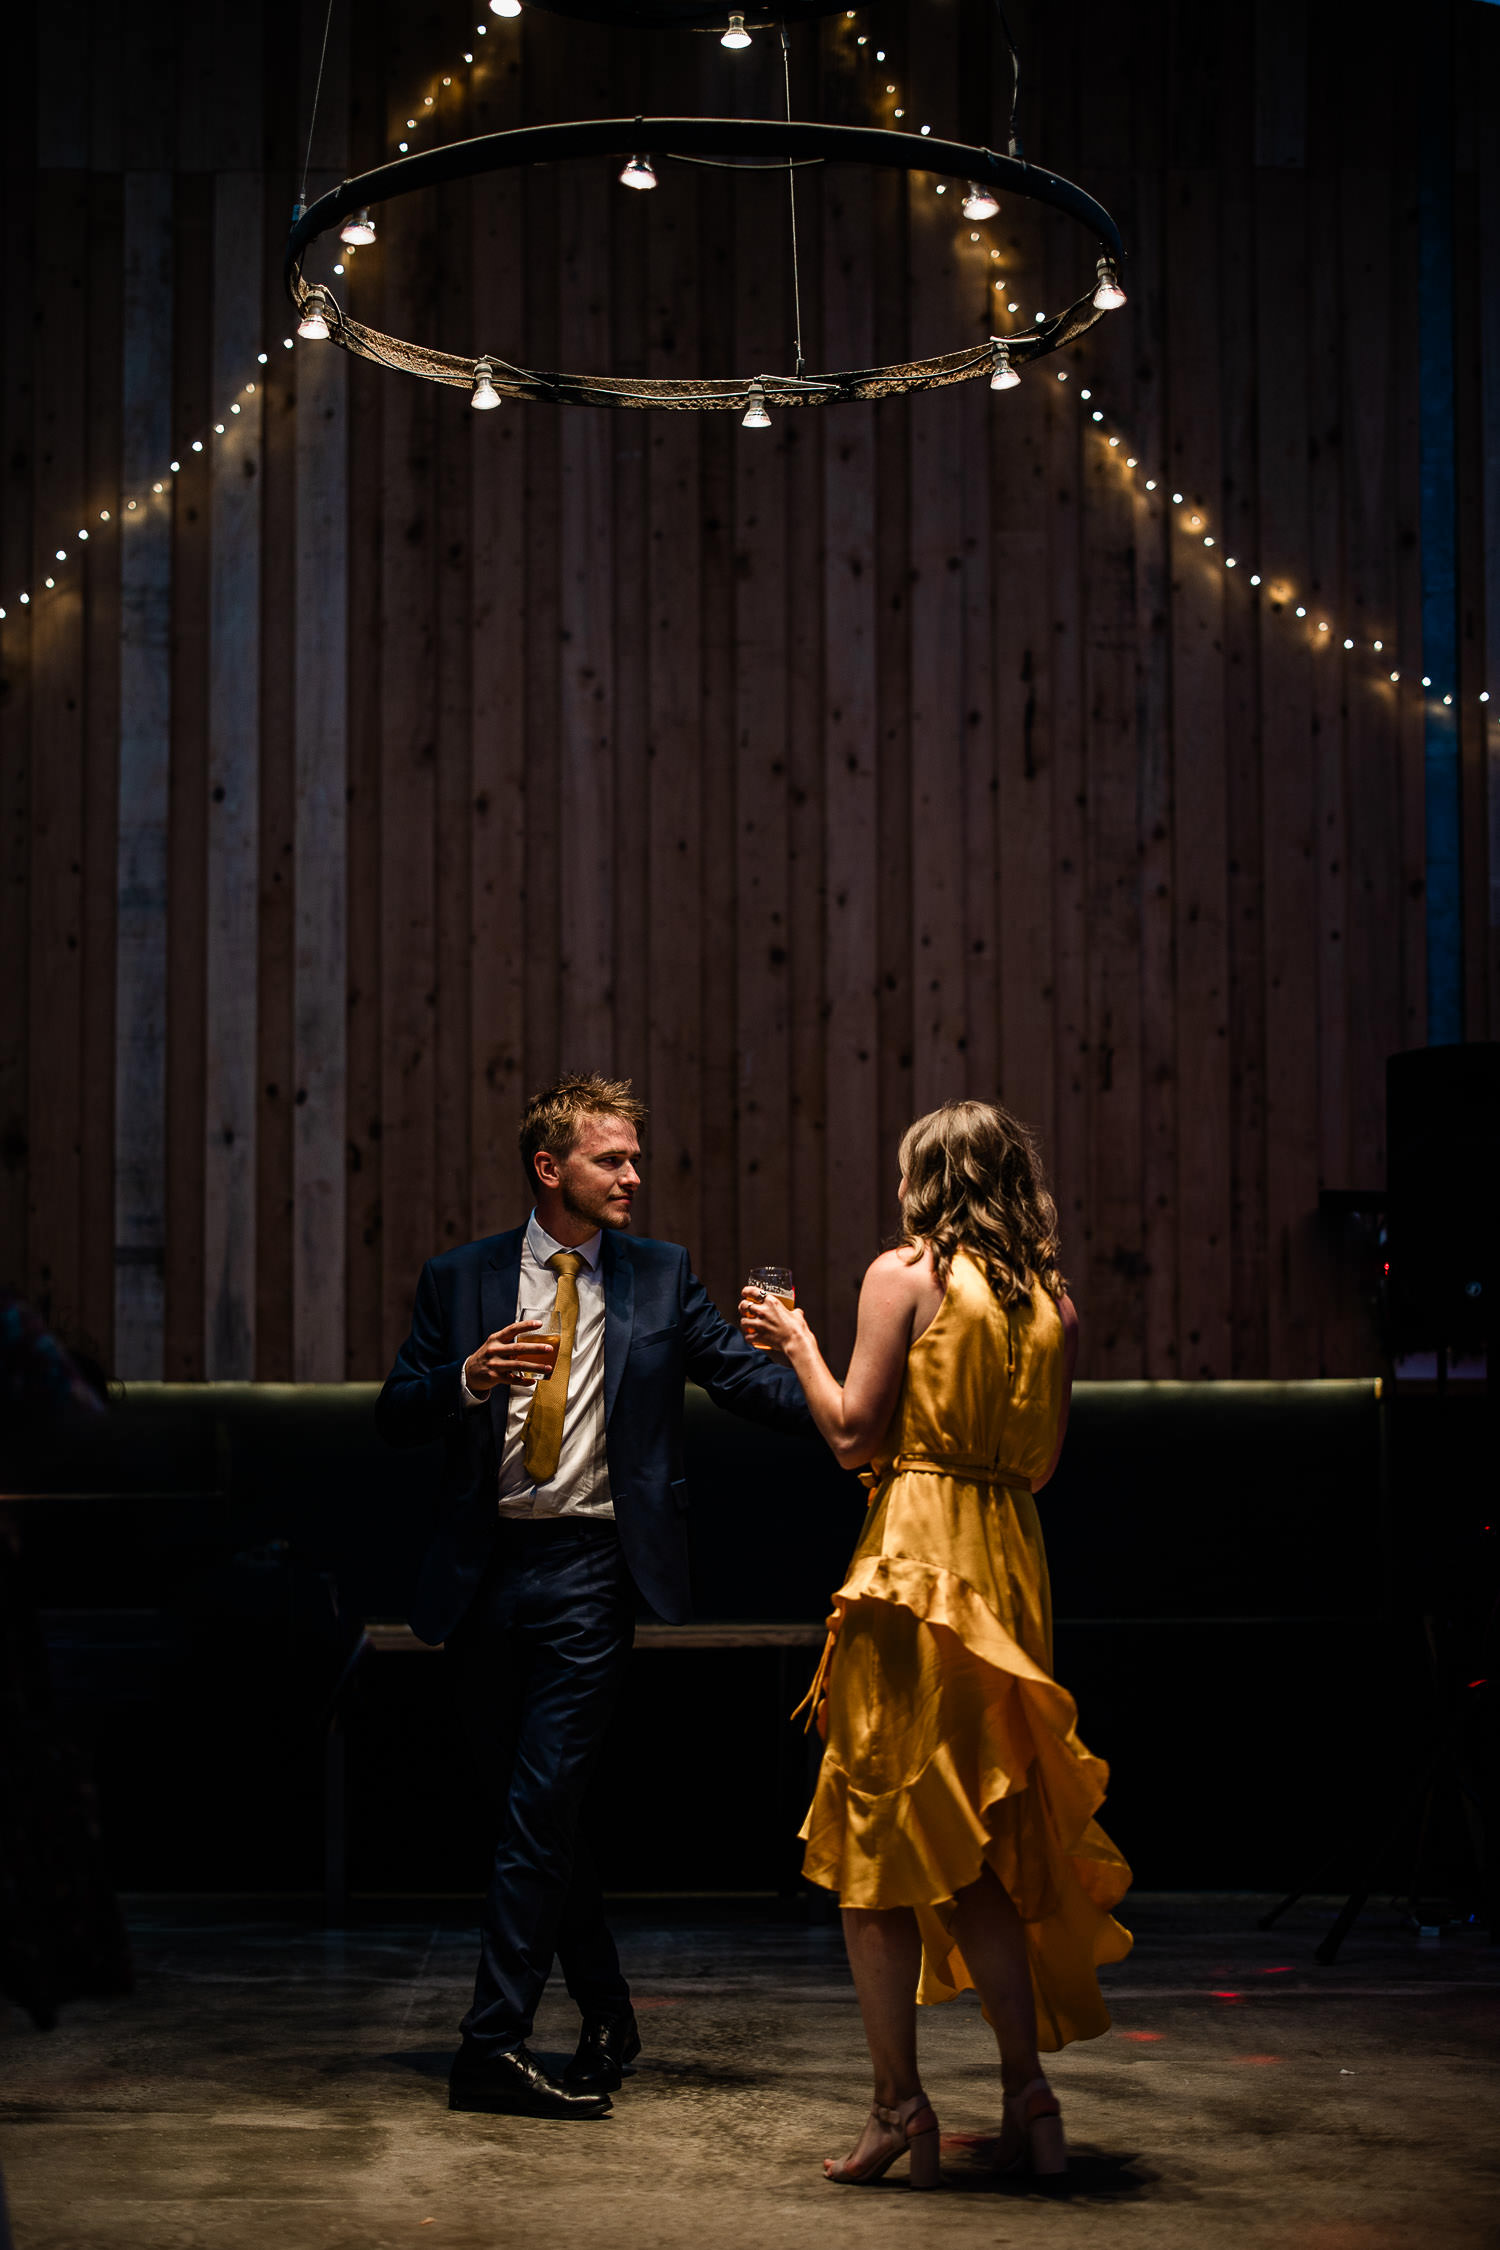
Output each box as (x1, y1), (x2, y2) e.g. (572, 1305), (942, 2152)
(722, 11), (751, 47)
(340, 208), (376, 246)
(989, 340), (1020, 391)
(742, 382), (772, 429)
(1093, 257), (1127, 311)
(962, 182), (1000, 220)
(297, 294), (331, 340)
(619, 154), (657, 191)
(471, 362), (501, 410)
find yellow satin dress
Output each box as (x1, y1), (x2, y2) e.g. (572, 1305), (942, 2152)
(799, 1251), (1133, 2050)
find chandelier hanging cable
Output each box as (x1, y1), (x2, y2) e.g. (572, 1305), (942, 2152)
(780, 26), (807, 382)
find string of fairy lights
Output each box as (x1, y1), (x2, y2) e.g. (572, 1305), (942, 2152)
(2, 1), (1487, 723)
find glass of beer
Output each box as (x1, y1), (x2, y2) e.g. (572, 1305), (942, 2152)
(521, 1303), (561, 1383)
(745, 1265), (795, 1350)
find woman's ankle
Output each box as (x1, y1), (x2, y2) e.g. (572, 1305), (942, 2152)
(873, 2076), (924, 2110)
(1000, 2057), (1043, 2097)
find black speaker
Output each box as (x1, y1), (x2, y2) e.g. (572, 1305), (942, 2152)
(1385, 1044), (1500, 1354)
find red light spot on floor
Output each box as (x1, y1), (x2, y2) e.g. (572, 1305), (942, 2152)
(1262, 1966), (1293, 1974)
(1237, 2054), (1282, 2066)
(1469, 1678), (1489, 1690)
(1117, 2030), (1165, 2042)
(632, 1997), (680, 2009)
(1211, 1991), (1245, 2001)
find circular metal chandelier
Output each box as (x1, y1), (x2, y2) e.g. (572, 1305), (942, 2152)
(284, 31), (1127, 418)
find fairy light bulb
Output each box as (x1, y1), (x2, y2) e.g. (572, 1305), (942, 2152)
(989, 340), (1020, 391)
(962, 182), (1000, 220)
(297, 292), (331, 340)
(742, 382), (771, 429)
(721, 11), (751, 47)
(1093, 257), (1127, 311)
(340, 208), (376, 246)
(471, 362), (501, 410)
(490, 0), (522, 15)
(619, 154), (656, 191)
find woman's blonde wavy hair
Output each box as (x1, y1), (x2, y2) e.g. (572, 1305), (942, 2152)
(896, 1099), (1066, 1307)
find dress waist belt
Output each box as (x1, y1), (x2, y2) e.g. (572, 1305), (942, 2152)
(890, 1453), (1034, 1494)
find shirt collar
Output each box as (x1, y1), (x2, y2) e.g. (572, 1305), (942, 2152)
(526, 1210), (603, 1272)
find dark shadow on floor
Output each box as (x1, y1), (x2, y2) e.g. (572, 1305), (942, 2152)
(381, 2048), (456, 2081)
(937, 2135), (1160, 2200)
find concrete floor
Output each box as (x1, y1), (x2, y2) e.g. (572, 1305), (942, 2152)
(1, 1895), (1497, 2250)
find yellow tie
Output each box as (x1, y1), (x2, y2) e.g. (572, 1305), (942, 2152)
(522, 1251), (586, 1486)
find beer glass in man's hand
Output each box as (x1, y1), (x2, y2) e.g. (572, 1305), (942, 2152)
(525, 1303), (562, 1383)
(742, 1265), (795, 1351)
(463, 1312), (558, 1395)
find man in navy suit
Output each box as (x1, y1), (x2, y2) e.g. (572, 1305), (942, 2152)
(376, 1073), (811, 2118)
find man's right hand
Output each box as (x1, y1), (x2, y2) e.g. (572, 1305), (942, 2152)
(462, 1321), (556, 1398)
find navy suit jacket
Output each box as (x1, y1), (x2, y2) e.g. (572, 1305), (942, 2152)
(375, 1226), (815, 1642)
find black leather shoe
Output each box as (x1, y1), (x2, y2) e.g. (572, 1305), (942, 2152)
(449, 2043), (612, 2118)
(564, 2009), (642, 2095)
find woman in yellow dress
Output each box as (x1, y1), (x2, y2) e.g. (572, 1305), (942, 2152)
(741, 1100), (1131, 2189)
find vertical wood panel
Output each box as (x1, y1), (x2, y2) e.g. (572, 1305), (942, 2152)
(1167, 170), (1231, 1377)
(732, 164), (791, 1287)
(114, 170), (173, 1377)
(79, 170), (123, 1361)
(1481, 52), (1500, 1035)
(378, 190), (439, 1355)
(556, 88), (615, 1072)
(164, 177), (211, 1380)
(433, 182), (474, 1261)
(645, 165), (704, 1259)
(292, 252), (349, 1379)
(203, 172), (264, 1377)
(469, 145), (527, 1237)
(0, 136), (35, 1296)
(823, 166), (878, 1355)
(27, 173), (89, 1333)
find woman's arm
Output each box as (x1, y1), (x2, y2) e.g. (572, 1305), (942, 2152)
(1032, 1292), (1079, 1490)
(738, 1250), (930, 1469)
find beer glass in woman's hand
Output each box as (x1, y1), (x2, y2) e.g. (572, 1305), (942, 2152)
(741, 1265), (795, 1351)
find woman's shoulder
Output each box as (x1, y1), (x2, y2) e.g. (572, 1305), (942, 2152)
(863, 1242), (934, 1293)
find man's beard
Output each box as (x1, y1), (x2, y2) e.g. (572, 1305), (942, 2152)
(561, 1177), (633, 1231)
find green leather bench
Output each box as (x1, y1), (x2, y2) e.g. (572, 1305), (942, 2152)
(11, 1377), (1386, 1906)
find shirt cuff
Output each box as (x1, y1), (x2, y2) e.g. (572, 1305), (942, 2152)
(459, 1370), (487, 1409)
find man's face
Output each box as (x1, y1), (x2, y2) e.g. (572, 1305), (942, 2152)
(539, 1113), (641, 1232)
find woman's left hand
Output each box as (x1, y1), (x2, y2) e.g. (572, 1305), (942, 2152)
(739, 1289), (811, 1356)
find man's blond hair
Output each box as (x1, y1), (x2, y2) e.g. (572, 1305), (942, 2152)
(518, 1072), (648, 1189)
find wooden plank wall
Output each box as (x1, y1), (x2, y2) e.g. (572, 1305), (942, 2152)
(3, 0), (1497, 1384)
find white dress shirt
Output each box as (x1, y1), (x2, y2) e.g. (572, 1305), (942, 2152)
(461, 1211), (614, 1521)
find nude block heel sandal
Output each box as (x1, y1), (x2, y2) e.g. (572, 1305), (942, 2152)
(995, 2077), (1067, 2177)
(824, 2091), (942, 2188)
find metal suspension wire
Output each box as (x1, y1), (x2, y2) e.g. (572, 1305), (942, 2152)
(781, 24), (807, 380)
(298, 0), (338, 209)
(990, 0), (1023, 158)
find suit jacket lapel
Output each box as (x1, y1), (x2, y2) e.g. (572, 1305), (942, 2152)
(480, 1228), (525, 1451)
(602, 1233), (634, 1426)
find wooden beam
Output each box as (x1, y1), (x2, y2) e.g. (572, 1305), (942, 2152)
(114, 173), (174, 1377)
(203, 172), (264, 1377)
(293, 201), (349, 1381)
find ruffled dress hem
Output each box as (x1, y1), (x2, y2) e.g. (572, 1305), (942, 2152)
(799, 1546), (1132, 2048)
